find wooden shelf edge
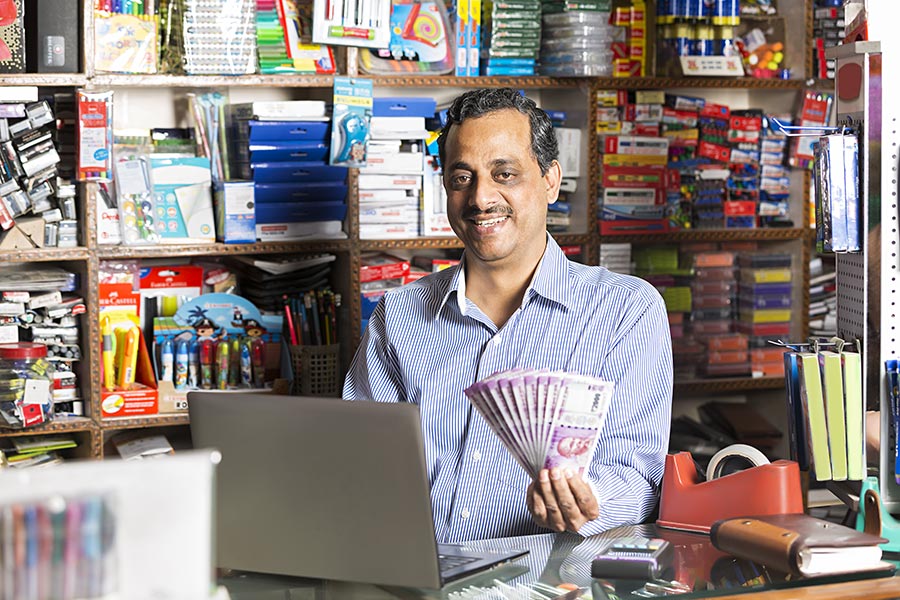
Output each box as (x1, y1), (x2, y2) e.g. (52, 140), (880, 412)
(0, 247), (90, 263)
(96, 240), (352, 258)
(100, 414), (190, 430)
(674, 376), (785, 396)
(88, 74), (337, 88)
(593, 77), (806, 90)
(0, 74), (88, 86)
(602, 228), (811, 244)
(0, 416), (95, 436)
(359, 233), (591, 251)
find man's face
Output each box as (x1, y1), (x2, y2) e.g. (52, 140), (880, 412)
(443, 109), (561, 269)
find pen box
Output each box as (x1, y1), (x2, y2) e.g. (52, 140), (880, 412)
(373, 97), (437, 118)
(247, 142), (330, 163)
(247, 121), (330, 142)
(253, 182), (348, 203)
(254, 201), (347, 224)
(250, 163), (349, 183)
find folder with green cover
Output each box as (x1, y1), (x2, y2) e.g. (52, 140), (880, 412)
(820, 350), (847, 480)
(842, 350), (864, 481)
(798, 352), (831, 481)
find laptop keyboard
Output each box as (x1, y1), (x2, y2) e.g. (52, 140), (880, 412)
(438, 553), (479, 573)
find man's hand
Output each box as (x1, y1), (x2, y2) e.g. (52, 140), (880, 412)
(526, 468), (599, 533)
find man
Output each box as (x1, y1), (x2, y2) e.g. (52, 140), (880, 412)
(344, 88), (672, 543)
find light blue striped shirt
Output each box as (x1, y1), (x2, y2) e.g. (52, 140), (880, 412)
(344, 236), (673, 543)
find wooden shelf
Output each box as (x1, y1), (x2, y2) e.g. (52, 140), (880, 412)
(0, 74), (88, 86)
(88, 74), (336, 88)
(368, 75), (582, 88)
(674, 376), (785, 396)
(593, 77), (806, 90)
(601, 228), (811, 244)
(0, 247), (90, 263)
(100, 414), (190, 431)
(0, 416), (95, 436)
(359, 232), (592, 251)
(96, 240), (352, 259)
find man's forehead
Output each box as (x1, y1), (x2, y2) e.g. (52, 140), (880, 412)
(445, 110), (531, 154)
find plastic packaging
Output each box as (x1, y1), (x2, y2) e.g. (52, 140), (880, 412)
(0, 343), (56, 429)
(359, 0), (454, 74)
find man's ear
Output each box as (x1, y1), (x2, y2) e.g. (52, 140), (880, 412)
(544, 160), (562, 205)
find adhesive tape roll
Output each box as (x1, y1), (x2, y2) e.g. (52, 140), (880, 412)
(706, 443), (770, 481)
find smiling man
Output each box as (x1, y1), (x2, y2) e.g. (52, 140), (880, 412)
(344, 88), (673, 543)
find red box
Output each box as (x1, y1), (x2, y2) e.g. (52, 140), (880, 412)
(700, 103), (730, 120)
(360, 253), (410, 283)
(698, 141), (731, 162)
(599, 218), (669, 235)
(100, 329), (158, 419)
(724, 201), (757, 216)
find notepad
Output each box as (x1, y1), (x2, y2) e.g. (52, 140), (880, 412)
(798, 352), (831, 481)
(842, 350), (864, 481)
(819, 350), (847, 481)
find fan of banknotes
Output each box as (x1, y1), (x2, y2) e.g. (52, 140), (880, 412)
(463, 369), (615, 480)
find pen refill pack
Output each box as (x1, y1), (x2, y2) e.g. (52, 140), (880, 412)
(330, 77), (373, 167)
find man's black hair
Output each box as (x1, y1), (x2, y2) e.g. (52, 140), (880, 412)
(437, 88), (559, 176)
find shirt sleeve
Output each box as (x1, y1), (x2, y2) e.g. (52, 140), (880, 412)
(342, 297), (405, 403)
(577, 288), (673, 536)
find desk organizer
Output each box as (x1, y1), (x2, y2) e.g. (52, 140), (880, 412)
(289, 344), (340, 397)
(657, 451), (804, 533)
(855, 476), (900, 552)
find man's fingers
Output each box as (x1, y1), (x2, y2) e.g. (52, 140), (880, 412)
(567, 472), (600, 520)
(540, 469), (566, 532)
(550, 468), (585, 531)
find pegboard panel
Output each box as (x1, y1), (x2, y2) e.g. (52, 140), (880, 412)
(836, 252), (867, 344)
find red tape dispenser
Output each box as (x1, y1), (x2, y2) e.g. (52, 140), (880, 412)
(657, 445), (804, 534)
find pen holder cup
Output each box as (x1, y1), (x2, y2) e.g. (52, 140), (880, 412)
(289, 344), (340, 397)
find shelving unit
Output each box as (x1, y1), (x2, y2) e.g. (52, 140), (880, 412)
(0, 0), (825, 457)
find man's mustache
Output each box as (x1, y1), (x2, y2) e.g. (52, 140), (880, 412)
(462, 206), (514, 220)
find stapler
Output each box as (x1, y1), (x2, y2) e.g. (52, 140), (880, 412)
(657, 451), (804, 533)
(855, 476), (900, 552)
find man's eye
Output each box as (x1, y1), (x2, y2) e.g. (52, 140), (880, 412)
(452, 175), (471, 186)
(496, 172), (514, 180)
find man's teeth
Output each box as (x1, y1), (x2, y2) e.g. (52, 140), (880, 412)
(475, 216), (508, 226)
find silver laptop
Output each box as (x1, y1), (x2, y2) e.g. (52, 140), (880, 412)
(188, 392), (528, 589)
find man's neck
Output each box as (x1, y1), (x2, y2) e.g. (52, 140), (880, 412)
(464, 247), (545, 329)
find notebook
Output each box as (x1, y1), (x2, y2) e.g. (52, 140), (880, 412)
(187, 392), (529, 589)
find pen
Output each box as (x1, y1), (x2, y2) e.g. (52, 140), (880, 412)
(887, 360), (900, 483)
(160, 337), (174, 382)
(187, 340), (199, 389)
(100, 316), (115, 390)
(216, 340), (230, 390)
(117, 326), (139, 389)
(174, 339), (189, 390)
(229, 337), (242, 387)
(199, 339), (214, 390)
(251, 338), (265, 388)
(240, 340), (253, 387)
(284, 295), (299, 346)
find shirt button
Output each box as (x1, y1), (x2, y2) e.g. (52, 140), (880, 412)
(494, 335), (503, 345)
(472, 450), (482, 462)
(461, 509), (470, 519)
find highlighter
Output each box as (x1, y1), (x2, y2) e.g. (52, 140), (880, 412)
(240, 339), (253, 387)
(174, 339), (189, 390)
(160, 337), (174, 382)
(199, 339), (214, 390)
(229, 337), (242, 387)
(216, 339), (230, 390)
(251, 338), (265, 388)
(116, 326), (139, 389)
(187, 340), (199, 389)
(100, 316), (115, 390)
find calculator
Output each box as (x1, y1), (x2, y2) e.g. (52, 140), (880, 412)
(590, 536), (674, 580)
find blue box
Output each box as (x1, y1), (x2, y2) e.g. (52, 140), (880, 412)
(254, 182), (348, 203)
(373, 97), (437, 118)
(214, 181), (256, 244)
(250, 163), (348, 184)
(255, 201), (347, 223)
(248, 142), (330, 163)
(247, 121), (330, 142)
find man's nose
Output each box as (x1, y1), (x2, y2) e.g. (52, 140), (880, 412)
(469, 176), (498, 210)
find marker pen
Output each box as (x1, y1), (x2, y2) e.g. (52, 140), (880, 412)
(187, 340), (199, 389)
(229, 337), (241, 387)
(216, 339), (230, 390)
(251, 338), (265, 388)
(117, 327), (139, 389)
(240, 340), (253, 387)
(174, 339), (189, 390)
(100, 316), (115, 390)
(160, 337), (174, 382)
(199, 339), (214, 390)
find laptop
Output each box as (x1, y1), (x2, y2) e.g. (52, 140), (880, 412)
(187, 392), (529, 589)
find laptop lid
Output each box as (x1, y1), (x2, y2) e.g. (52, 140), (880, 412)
(188, 392), (447, 589)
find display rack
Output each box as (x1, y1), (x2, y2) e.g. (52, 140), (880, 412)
(827, 4), (900, 512)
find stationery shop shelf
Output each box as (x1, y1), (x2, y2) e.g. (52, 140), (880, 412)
(0, 73), (89, 86)
(367, 75), (582, 88)
(674, 376), (785, 396)
(0, 416), (96, 436)
(601, 228), (810, 244)
(95, 240), (353, 259)
(100, 414), (190, 431)
(88, 74), (337, 88)
(593, 77), (806, 90)
(0, 247), (90, 263)
(359, 232), (591, 251)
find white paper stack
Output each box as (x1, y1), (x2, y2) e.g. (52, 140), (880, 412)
(464, 369), (615, 479)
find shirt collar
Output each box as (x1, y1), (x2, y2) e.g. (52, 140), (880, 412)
(437, 233), (573, 316)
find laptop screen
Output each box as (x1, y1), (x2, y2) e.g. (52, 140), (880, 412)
(188, 392), (448, 588)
